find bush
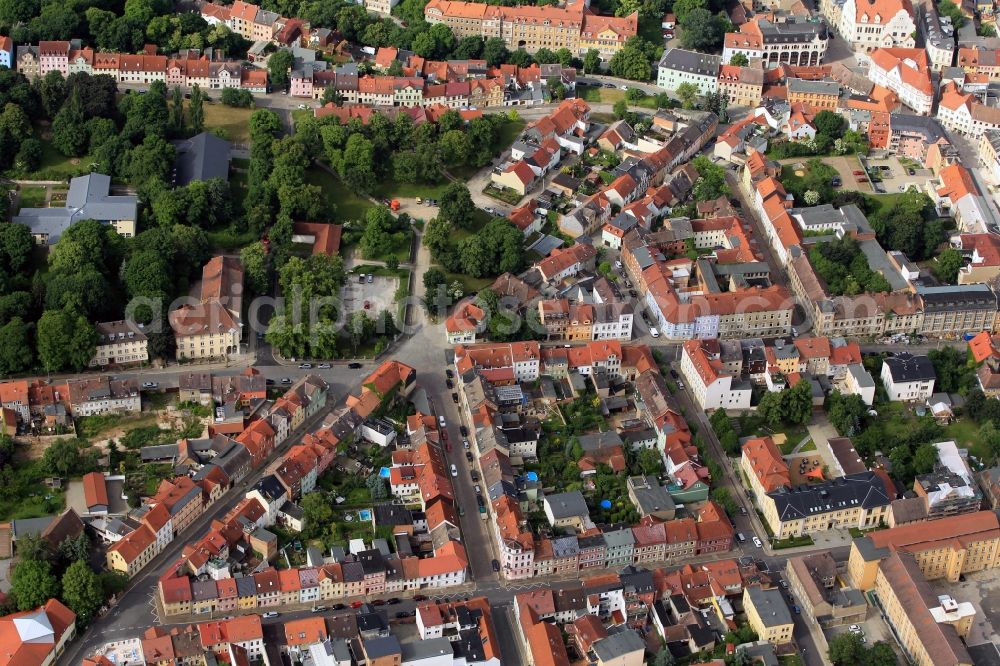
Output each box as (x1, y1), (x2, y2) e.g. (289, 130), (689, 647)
(220, 87), (254, 108)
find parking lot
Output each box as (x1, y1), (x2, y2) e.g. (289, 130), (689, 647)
(341, 271), (400, 320)
(937, 569), (1000, 648)
(861, 155), (931, 195)
(780, 155), (872, 193)
(824, 612), (893, 652)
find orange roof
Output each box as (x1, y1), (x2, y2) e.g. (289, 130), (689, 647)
(852, 0), (912, 24)
(82, 471), (108, 509)
(109, 524), (156, 564)
(284, 617), (327, 646)
(969, 330), (1000, 363)
(416, 540), (468, 577)
(867, 511), (1000, 553)
(793, 336), (831, 360)
(446, 300), (485, 334)
(869, 47), (933, 96)
(0, 599), (75, 666)
(363, 360), (415, 397)
(742, 436), (790, 493)
(292, 222), (342, 256)
(937, 164), (979, 202)
(0, 381), (27, 405)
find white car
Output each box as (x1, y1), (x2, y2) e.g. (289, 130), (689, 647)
(849, 625), (862, 634)
(439, 415), (446, 427)
(262, 611), (280, 619)
(752, 536), (763, 548)
(450, 464), (458, 477)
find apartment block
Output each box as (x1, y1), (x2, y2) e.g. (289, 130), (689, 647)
(89, 320), (149, 367)
(723, 17), (829, 67)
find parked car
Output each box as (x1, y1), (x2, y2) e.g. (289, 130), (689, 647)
(446, 379), (453, 389)
(452, 392), (459, 403)
(367, 274), (374, 283)
(908, 168), (915, 175)
(446, 369), (454, 378)
(474, 484), (482, 494)
(311, 606), (329, 613)
(358, 274), (366, 283)
(476, 495), (485, 507)
(350, 601), (363, 608)
(470, 470), (479, 481)
(387, 598), (401, 605)
(451, 464), (458, 477)
(363, 300), (371, 310)
(465, 451), (474, 462)
(299, 363), (312, 369)
(849, 625), (862, 634)
(852, 170), (864, 176)
(263, 612), (280, 618)
(142, 382), (158, 389)
(752, 536), (763, 548)
(413, 594), (428, 601)
(459, 425), (468, 437)
(281, 377), (292, 384)
(492, 559), (500, 572)
(331, 603), (346, 610)
(348, 362), (363, 369)
(372, 599), (386, 606)
(463, 440), (470, 449)
(318, 363), (331, 369)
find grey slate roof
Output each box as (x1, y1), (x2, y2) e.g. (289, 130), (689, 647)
(172, 132), (232, 186)
(13, 173), (137, 244)
(767, 472), (892, 521)
(658, 48), (721, 76)
(592, 630), (645, 661)
(882, 353), (935, 383)
(544, 490), (589, 519)
(746, 586), (792, 628)
(787, 78), (839, 95)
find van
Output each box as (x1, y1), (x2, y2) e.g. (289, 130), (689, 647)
(650, 327), (660, 338)
(737, 532), (746, 543)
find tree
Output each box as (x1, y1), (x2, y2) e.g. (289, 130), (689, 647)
(188, 84), (205, 134)
(613, 98), (629, 119)
(0, 317), (33, 375)
(13, 534), (50, 564)
(38, 70), (66, 119)
(334, 134), (376, 192)
(827, 391), (867, 436)
(268, 50), (294, 91)
(608, 37), (653, 81)
(934, 247), (963, 284)
(653, 648), (675, 666)
(360, 206), (394, 259)
(0, 222), (33, 274)
(51, 90), (88, 157)
(679, 8), (724, 51)
(300, 492), (333, 533)
(583, 49), (602, 74)
(912, 442), (939, 476)
(36, 309), (98, 372)
(366, 473), (387, 500)
(439, 182), (477, 229)
(11, 559), (59, 611)
(937, 0), (966, 28)
(241, 242), (270, 294)
(58, 533), (90, 564)
(14, 137), (42, 172)
(483, 37), (510, 67)
(729, 52), (749, 66)
(828, 632), (866, 666)
(637, 448), (662, 475)
(673, 0), (706, 22)
(691, 155), (729, 200)
(814, 110), (845, 138)
(386, 256), (400, 271)
(61, 560), (103, 625)
(676, 82), (699, 109)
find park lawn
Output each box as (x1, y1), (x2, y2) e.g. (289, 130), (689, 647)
(206, 225), (258, 251)
(944, 417), (986, 460)
(865, 192), (906, 216)
(304, 168), (373, 222)
(371, 179), (452, 200)
(15, 140), (95, 180)
(196, 102), (253, 144)
(495, 119), (526, 151)
(579, 87), (626, 104)
(17, 186), (48, 209)
(441, 270), (493, 296)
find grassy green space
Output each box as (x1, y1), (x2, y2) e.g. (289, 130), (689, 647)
(305, 168), (373, 222)
(772, 534), (814, 549)
(12, 140), (96, 181)
(799, 440), (817, 453)
(495, 119), (526, 151)
(866, 192), (906, 216)
(0, 484), (65, 521)
(483, 184), (523, 205)
(943, 418), (984, 459)
(230, 168), (249, 210)
(17, 186), (48, 209)
(578, 86), (626, 104)
(198, 102), (254, 144)
(206, 225), (258, 251)
(77, 412), (159, 439)
(441, 270), (493, 296)
(384, 230), (414, 264)
(291, 109), (313, 128)
(371, 179), (452, 200)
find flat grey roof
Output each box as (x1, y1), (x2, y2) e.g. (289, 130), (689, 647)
(746, 586), (793, 627)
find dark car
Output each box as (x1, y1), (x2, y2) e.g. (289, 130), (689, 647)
(831, 177), (841, 187)
(669, 369), (679, 379)
(471, 470), (479, 481)
(386, 598), (401, 605)
(396, 611), (411, 618)
(372, 599), (386, 606)
(465, 451), (474, 462)
(446, 369), (454, 378)
(452, 392), (459, 403)
(492, 559), (500, 572)
(265, 378), (275, 385)
(332, 603), (346, 610)
(446, 379), (454, 389)
(348, 362), (363, 369)
(908, 168), (915, 175)
(477, 495), (485, 507)
(459, 425), (468, 437)
(414, 594), (427, 601)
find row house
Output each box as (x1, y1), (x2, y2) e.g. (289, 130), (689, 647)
(939, 82), (1000, 138)
(722, 17), (829, 68)
(824, 0), (916, 53)
(866, 48), (933, 115)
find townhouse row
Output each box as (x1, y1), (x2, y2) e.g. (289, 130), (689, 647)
(16, 41), (267, 90)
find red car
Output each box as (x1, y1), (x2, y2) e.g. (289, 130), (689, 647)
(853, 170), (864, 176)
(350, 601), (363, 608)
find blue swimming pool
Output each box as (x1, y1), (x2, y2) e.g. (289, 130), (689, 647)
(359, 509), (372, 521)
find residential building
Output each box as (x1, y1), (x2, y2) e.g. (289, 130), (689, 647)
(543, 491), (591, 531)
(717, 65), (765, 108)
(979, 129), (1000, 184)
(723, 17), (829, 67)
(170, 256), (244, 361)
(918, 4), (955, 71)
(785, 552), (866, 628)
(912, 441), (982, 519)
(89, 321), (149, 367)
(13, 173), (137, 245)
(786, 78), (840, 110)
(867, 48), (933, 114)
(657, 49), (721, 95)
(680, 339), (752, 410)
(741, 436), (790, 505)
(423, 0), (637, 60)
(626, 476), (676, 521)
(762, 472), (893, 538)
(938, 82), (1000, 138)
(0, 599), (76, 666)
(871, 552), (974, 666)
(743, 586), (793, 645)
(880, 352), (935, 402)
(0, 36), (12, 69)
(171, 132), (232, 186)
(828, 0), (916, 52)
(65, 377), (140, 417)
(848, 511), (1000, 588)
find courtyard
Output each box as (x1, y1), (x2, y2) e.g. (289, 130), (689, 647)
(860, 155), (931, 195)
(341, 271), (400, 322)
